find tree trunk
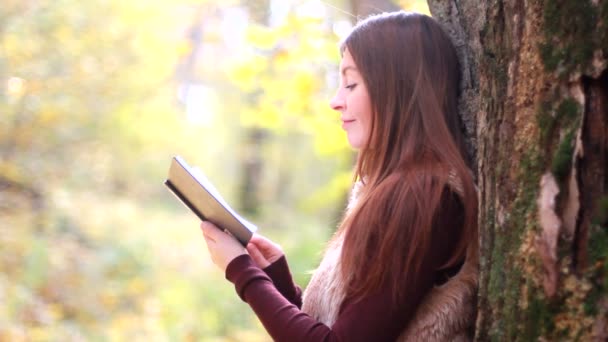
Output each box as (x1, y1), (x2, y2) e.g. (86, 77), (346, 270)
(428, 0), (608, 340)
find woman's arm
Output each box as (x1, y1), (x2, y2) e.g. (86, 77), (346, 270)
(261, 255), (303, 307)
(204, 187), (464, 342)
(246, 234), (302, 306)
(225, 248), (438, 341)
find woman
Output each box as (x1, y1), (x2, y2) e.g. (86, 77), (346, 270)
(201, 11), (478, 341)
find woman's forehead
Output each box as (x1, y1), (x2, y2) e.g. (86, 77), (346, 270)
(340, 49), (359, 76)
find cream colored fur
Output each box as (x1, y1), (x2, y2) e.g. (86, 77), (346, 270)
(302, 179), (478, 341)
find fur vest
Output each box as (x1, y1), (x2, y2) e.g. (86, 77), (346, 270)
(301, 180), (478, 341)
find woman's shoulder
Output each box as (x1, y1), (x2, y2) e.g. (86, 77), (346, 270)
(364, 167), (464, 215)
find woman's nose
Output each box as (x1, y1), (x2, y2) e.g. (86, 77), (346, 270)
(330, 92), (344, 111)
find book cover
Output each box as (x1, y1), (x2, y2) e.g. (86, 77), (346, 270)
(164, 156), (257, 246)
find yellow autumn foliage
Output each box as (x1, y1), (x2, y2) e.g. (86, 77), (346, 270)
(0, 0), (424, 339)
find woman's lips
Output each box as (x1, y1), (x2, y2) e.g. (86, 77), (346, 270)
(341, 118), (355, 129)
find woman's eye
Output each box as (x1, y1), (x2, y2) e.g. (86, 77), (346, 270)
(345, 83), (357, 90)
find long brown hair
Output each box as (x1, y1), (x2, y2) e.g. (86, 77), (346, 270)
(337, 11), (478, 303)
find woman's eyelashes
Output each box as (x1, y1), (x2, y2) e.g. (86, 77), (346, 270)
(345, 83), (357, 90)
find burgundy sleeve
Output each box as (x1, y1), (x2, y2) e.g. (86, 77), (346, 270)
(261, 255), (303, 307)
(224, 190), (464, 342)
(226, 255), (335, 341)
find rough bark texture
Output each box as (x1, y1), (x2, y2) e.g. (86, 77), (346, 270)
(428, 0), (608, 340)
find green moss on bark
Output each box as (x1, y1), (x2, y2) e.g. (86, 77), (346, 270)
(524, 293), (557, 340)
(588, 222), (608, 268)
(536, 98), (579, 145)
(535, 98), (581, 186)
(486, 149), (543, 341)
(541, 0), (597, 75)
(555, 98), (579, 123)
(592, 195), (608, 226)
(584, 222), (608, 316)
(551, 130), (575, 183)
(536, 101), (553, 145)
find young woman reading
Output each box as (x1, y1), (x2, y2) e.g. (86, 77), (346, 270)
(201, 11), (479, 342)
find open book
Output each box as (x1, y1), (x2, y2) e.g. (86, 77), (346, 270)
(164, 156), (257, 246)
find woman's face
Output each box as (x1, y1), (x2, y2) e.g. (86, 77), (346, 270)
(330, 48), (372, 150)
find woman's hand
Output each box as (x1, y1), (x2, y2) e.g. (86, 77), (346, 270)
(247, 234), (284, 269)
(201, 221), (247, 272)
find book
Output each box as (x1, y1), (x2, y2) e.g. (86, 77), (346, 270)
(164, 156), (257, 246)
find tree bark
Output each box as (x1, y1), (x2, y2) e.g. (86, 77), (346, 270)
(428, 0), (608, 340)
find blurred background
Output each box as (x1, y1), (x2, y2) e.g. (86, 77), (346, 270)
(1, 0), (428, 340)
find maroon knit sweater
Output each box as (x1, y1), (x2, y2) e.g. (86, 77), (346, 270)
(225, 191), (464, 342)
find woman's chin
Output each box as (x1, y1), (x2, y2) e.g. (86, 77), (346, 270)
(347, 137), (364, 149)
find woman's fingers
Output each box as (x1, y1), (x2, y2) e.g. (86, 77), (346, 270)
(250, 234), (281, 252)
(200, 221), (247, 271)
(248, 233), (283, 264)
(250, 234), (274, 248)
(246, 243), (261, 257)
(247, 243), (270, 268)
(201, 221), (222, 241)
(201, 225), (281, 269)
